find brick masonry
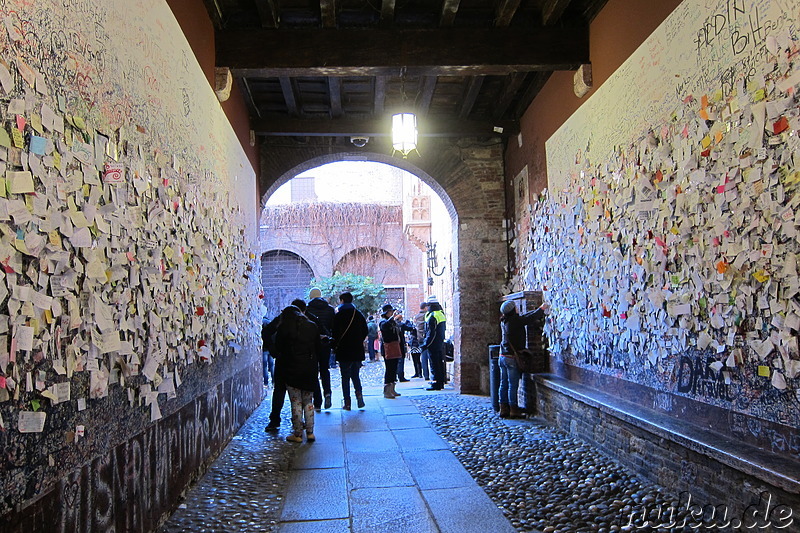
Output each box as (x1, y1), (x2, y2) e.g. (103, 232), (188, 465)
(260, 137), (508, 394)
(534, 379), (800, 523)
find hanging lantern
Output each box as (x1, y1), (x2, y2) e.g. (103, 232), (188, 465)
(392, 112), (418, 158)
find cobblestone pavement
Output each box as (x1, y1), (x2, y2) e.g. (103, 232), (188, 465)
(161, 360), (686, 532)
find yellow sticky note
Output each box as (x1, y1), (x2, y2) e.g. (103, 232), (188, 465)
(31, 114), (43, 134)
(73, 116), (86, 130)
(753, 89), (766, 102)
(163, 246), (175, 261)
(48, 231), (61, 247)
(44, 309), (53, 324)
(11, 128), (24, 148)
(0, 128), (10, 148)
(752, 270), (770, 283)
(82, 184), (90, 197)
(701, 136), (711, 148)
(758, 365), (770, 377)
(53, 152), (61, 169)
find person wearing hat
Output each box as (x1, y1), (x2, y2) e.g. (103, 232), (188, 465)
(421, 295), (447, 391)
(413, 302), (429, 379)
(378, 303), (405, 398)
(498, 300), (550, 418)
(306, 287), (335, 410)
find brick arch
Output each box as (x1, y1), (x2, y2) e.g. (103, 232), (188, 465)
(258, 138), (506, 394)
(260, 249), (315, 318)
(334, 246), (406, 285)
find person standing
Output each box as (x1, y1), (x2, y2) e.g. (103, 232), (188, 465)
(306, 287), (335, 410)
(263, 312), (285, 431)
(333, 292), (369, 410)
(379, 304), (404, 398)
(421, 295), (447, 391)
(394, 312), (416, 382)
(498, 300), (549, 418)
(274, 305), (321, 442)
(366, 316), (379, 362)
(414, 302), (430, 380)
(261, 315), (275, 387)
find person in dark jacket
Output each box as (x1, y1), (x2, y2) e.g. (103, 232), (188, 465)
(332, 292), (369, 410)
(306, 287), (335, 410)
(263, 313), (285, 430)
(274, 304), (321, 442)
(421, 295), (447, 391)
(414, 302), (429, 379)
(499, 300), (549, 418)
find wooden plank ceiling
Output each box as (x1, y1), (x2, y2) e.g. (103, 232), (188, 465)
(205, 0), (608, 141)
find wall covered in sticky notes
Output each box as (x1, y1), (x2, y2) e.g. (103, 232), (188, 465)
(0, 0), (262, 527)
(518, 0), (800, 436)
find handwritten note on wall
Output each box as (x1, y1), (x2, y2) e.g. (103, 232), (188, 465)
(530, 0), (800, 427)
(0, 0), (261, 466)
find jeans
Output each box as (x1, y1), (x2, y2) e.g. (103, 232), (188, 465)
(340, 361), (363, 399)
(313, 350), (332, 409)
(428, 346), (445, 386)
(396, 357), (406, 380)
(383, 357), (398, 384)
(498, 355), (521, 407)
(420, 349), (431, 380)
(262, 351), (274, 386)
(367, 337), (377, 361)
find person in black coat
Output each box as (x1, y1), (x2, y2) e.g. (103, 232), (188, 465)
(332, 292), (369, 410)
(274, 305), (321, 442)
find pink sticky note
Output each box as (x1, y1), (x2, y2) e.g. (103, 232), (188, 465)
(0, 376), (6, 388)
(16, 115), (26, 131)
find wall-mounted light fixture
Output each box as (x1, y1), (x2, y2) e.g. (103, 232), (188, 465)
(426, 241), (445, 285)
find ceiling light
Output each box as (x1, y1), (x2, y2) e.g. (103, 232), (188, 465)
(392, 112), (418, 158)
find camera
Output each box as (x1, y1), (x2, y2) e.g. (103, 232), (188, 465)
(350, 136), (369, 148)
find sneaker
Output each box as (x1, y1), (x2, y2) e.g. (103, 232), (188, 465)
(324, 394), (332, 410)
(265, 422), (280, 431)
(286, 435), (303, 443)
(398, 378), (410, 382)
(306, 432), (316, 442)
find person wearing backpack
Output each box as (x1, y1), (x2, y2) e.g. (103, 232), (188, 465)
(274, 304), (321, 442)
(333, 292), (369, 410)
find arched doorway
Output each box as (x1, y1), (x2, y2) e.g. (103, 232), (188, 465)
(260, 145), (506, 395)
(261, 250), (314, 319)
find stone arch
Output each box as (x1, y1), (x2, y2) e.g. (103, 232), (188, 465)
(334, 246), (405, 285)
(260, 249), (315, 318)
(259, 138), (506, 394)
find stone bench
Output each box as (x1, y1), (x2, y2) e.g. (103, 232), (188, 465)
(532, 374), (800, 519)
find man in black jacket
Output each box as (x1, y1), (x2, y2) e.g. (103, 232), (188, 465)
(306, 288), (336, 410)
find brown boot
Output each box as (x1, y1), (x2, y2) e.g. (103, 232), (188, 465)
(499, 403), (510, 418)
(509, 405), (524, 419)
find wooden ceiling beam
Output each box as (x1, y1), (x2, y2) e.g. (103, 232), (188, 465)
(218, 26), (589, 76)
(374, 76), (388, 114)
(512, 71), (552, 118)
(199, 0), (225, 29)
(494, 0), (521, 27)
(279, 76), (301, 116)
(417, 77), (437, 115)
(320, 0), (337, 28)
(492, 71), (528, 121)
(252, 116), (519, 137)
(254, 0), (280, 28)
(439, 0), (461, 26)
(380, 0), (396, 26)
(459, 76), (484, 119)
(328, 77), (343, 117)
(540, 0), (572, 25)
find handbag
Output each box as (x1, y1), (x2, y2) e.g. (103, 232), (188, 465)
(384, 340), (402, 360)
(510, 344), (548, 374)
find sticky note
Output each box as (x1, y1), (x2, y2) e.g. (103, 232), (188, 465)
(29, 135), (46, 155)
(758, 365), (771, 377)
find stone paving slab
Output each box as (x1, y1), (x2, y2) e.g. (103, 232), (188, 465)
(280, 468), (349, 522)
(422, 486), (518, 533)
(341, 410), (389, 433)
(392, 427), (450, 452)
(386, 412), (431, 430)
(346, 450), (415, 489)
(278, 519), (351, 533)
(349, 486), (437, 533)
(344, 429), (399, 452)
(292, 440), (345, 470)
(404, 450), (478, 490)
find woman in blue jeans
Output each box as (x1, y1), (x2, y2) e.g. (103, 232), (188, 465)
(499, 300), (548, 418)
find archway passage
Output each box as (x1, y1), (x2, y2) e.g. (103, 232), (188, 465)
(261, 250), (314, 319)
(260, 142), (507, 394)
